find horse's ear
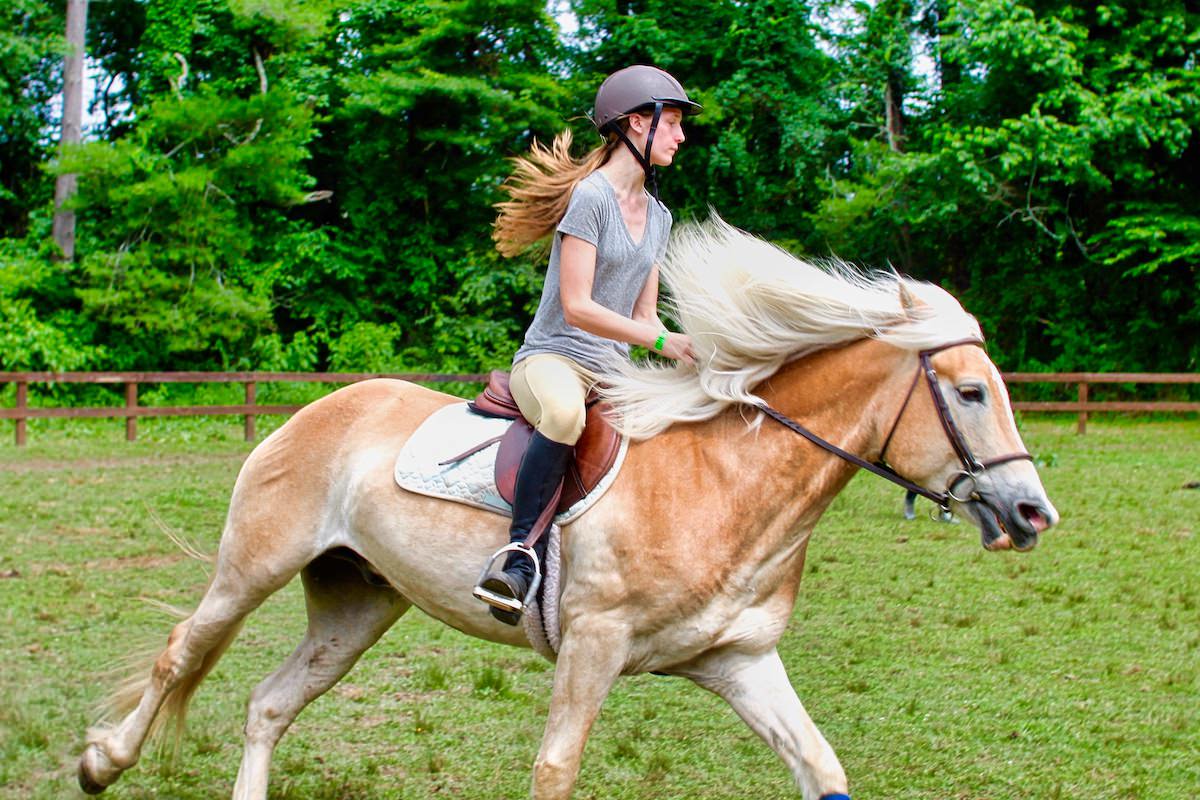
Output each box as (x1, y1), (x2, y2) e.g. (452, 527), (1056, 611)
(898, 283), (928, 317)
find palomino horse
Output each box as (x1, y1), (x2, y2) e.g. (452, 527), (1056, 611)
(78, 219), (1058, 800)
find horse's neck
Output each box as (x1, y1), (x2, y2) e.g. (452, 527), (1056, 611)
(684, 341), (909, 570)
(750, 341), (900, 509)
(593, 341), (910, 628)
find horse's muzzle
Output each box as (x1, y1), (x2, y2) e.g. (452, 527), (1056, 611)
(972, 496), (1054, 552)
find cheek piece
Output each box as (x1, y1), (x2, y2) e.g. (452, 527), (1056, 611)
(609, 101), (665, 201)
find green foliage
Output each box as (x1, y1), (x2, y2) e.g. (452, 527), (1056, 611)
(327, 321), (403, 372)
(813, 0), (1199, 372)
(0, 239), (99, 371)
(0, 0), (60, 235)
(247, 330), (318, 371)
(53, 0), (327, 369)
(317, 0), (572, 368)
(60, 85), (315, 367)
(0, 0), (1195, 374)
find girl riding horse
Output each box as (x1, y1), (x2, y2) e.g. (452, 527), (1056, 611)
(475, 65), (700, 623)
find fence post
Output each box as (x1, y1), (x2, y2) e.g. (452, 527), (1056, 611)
(1077, 381), (1088, 435)
(244, 381), (257, 442)
(125, 382), (138, 441)
(15, 381), (27, 447)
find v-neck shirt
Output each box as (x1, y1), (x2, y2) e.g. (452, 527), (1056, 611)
(513, 170), (672, 373)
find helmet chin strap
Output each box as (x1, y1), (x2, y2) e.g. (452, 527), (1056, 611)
(611, 101), (664, 201)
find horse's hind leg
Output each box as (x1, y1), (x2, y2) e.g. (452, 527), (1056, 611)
(232, 551), (409, 800)
(79, 538), (310, 793)
(684, 649), (849, 800)
(76, 501), (316, 800)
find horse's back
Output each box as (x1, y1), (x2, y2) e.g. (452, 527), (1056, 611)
(217, 380), (461, 566)
(247, 379), (457, 467)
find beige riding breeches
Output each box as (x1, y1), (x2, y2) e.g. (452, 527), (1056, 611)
(509, 354), (597, 446)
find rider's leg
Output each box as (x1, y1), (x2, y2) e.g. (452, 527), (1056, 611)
(477, 354), (592, 624)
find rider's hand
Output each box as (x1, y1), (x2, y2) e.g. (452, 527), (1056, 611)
(659, 332), (696, 365)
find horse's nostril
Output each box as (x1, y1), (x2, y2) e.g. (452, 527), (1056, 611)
(1017, 501), (1050, 533)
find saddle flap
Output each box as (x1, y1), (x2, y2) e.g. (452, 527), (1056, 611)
(495, 417), (534, 501)
(567, 401), (622, 506)
(495, 401), (621, 514)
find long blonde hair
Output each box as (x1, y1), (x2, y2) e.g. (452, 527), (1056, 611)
(492, 129), (618, 257)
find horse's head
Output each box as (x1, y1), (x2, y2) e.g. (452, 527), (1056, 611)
(879, 339), (1058, 551)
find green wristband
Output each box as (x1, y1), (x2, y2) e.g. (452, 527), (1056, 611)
(653, 331), (669, 352)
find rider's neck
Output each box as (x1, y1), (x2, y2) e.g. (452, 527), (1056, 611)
(598, 152), (648, 200)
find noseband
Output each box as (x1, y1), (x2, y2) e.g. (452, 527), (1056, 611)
(758, 339), (1033, 513)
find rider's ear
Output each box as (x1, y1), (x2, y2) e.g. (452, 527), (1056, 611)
(899, 283), (929, 318)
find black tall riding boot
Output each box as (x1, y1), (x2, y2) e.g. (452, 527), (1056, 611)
(477, 431), (573, 625)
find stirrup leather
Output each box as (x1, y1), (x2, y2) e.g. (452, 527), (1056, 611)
(472, 543), (542, 614)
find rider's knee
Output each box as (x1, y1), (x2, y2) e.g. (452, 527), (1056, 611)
(537, 405), (585, 445)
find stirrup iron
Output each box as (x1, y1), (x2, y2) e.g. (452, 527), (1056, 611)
(472, 542), (542, 614)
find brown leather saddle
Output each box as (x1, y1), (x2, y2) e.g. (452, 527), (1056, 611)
(465, 370), (621, 514)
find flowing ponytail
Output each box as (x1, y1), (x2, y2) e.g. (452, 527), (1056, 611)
(492, 129), (616, 258)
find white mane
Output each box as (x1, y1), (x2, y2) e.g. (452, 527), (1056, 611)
(600, 216), (982, 440)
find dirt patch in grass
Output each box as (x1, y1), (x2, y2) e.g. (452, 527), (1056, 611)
(0, 452), (246, 473)
(24, 552), (188, 577)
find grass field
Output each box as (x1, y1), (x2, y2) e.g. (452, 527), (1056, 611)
(1, 413), (1197, 799)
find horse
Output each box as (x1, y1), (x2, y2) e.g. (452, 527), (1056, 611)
(77, 218), (1058, 800)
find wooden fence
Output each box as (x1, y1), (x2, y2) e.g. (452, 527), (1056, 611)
(1, 370), (1197, 445)
(0, 371), (486, 446)
(1003, 372), (1199, 434)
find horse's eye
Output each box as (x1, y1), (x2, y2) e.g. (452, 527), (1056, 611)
(957, 385), (986, 404)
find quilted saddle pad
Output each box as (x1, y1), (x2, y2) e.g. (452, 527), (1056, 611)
(394, 402), (629, 525)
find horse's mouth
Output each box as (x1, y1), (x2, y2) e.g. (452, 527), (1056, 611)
(972, 498), (1049, 552)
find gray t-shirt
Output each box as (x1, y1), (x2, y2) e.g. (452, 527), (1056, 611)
(513, 171), (672, 373)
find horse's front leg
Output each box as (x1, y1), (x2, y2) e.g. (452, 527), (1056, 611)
(531, 617), (628, 800)
(684, 648), (850, 800)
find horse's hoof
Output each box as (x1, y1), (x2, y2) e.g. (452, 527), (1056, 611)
(77, 746), (113, 795)
(77, 761), (107, 795)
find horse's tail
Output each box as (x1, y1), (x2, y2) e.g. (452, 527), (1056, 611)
(162, 614), (245, 749)
(92, 610), (245, 755)
(89, 518), (243, 756)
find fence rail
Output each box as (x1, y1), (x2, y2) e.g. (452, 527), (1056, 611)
(0, 372), (488, 446)
(1003, 372), (1200, 434)
(2, 370), (1197, 445)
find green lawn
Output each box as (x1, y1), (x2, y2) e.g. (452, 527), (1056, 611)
(0, 416), (1197, 799)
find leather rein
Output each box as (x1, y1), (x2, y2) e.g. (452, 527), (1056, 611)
(758, 339), (1033, 513)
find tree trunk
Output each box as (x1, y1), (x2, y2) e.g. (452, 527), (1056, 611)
(52, 0), (88, 261)
(884, 75), (904, 153)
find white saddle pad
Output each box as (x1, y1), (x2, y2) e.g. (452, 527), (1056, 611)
(394, 402), (628, 526)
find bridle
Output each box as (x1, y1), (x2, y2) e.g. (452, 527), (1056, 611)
(758, 339), (1033, 513)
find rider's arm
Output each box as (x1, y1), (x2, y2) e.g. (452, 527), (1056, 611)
(560, 235), (694, 363)
(631, 263), (663, 327)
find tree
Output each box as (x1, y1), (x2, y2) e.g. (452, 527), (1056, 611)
(0, 0), (61, 237)
(60, 0), (327, 368)
(300, 0), (575, 370)
(813, 0), (1199, 371)
(52, 0), (88, 261)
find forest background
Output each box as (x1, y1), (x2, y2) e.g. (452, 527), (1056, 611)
(2, 0), (1197, 385)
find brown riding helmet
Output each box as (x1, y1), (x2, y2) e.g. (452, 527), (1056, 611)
(591, 65), (701, 199)
(592, 65), (702, 132)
